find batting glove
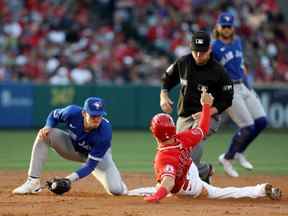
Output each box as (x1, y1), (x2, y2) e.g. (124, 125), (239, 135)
(144, 186), (168, 203)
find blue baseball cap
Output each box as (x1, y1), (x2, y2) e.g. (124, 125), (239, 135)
(83, 97), (107, 117)
(218, 12), (234, 27)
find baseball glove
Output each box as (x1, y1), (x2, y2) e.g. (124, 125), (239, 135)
(47, 177), (71, 195)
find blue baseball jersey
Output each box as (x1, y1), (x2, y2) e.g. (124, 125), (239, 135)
(212, 37), (245, 81)
(45, 105), (112, 178)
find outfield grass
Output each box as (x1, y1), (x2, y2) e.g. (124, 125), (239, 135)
(0, 129), (287, 175)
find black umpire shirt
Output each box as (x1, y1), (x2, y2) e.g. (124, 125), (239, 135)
(161, 53), (233, 117)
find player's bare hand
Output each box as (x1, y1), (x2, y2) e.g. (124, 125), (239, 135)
(200, 87), (214, 106)
(38, 127), (51, 140)
(160, 91), (173, 113)
(192, 112), (201, 121)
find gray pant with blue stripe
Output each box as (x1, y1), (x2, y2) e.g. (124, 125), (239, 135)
(28, 128), (126, 195)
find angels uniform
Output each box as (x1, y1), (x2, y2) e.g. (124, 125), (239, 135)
(155, 126), (204, 195)
(153, 105), (269, 199)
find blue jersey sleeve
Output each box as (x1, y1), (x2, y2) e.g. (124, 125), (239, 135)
(75, 120), (112, 179)
(75, 141), (111, 179)
(45, 105), (75, 128)
(75, 159), (98, 179)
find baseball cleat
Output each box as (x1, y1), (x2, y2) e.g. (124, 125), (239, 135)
(218, 154), (239, 177)
(265, 184), (282, 200)
(12, 178), (41, 195)
(121, 181), (128, 195)
(202, 164), (215, 184)
(235, 153), (253, 170)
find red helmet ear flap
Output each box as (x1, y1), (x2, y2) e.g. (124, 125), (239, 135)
(150, 113), (176, 142)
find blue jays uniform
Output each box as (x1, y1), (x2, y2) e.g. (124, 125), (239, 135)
(45, 105), (112, 178)
(212, 37), (244, 81)
(26, 97), (127, 195)
(212, 12), (268, 176)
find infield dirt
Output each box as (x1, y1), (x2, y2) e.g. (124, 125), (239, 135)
(1, 171), (287, 216)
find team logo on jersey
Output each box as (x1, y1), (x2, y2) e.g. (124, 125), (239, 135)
(220, 47), (225, 52)
(164, 164), (175, 174)
(191, 128), (201, 135)
(78, 141), (91, 150)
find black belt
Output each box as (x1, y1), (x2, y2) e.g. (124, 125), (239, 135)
(232, 80), (243, 84)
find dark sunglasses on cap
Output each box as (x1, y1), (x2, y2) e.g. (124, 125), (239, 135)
(221, 25), (232, 29)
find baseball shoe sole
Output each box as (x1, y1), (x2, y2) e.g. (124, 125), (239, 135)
(265, 184), (282, 200)
(202, 164), (215, 184)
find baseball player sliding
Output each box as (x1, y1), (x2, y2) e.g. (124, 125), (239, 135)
(128, 89), (281, 202)
(13, 97), (127, 196)
(212, 12), (268, 177)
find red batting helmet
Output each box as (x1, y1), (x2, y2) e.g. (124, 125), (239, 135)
(150, 113), (176, 142)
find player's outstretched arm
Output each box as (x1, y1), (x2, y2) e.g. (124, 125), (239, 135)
(199, 88), (214, 135)
(144, 176), (175, 203)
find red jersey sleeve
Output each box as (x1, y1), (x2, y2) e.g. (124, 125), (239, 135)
(155, 152), (178, 182)
(175, 104), (211, 149)
(176, 128), (204, 149)
(198, 104), (211, 136)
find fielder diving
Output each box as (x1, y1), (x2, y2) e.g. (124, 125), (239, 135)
(13, 97), (127, 195)
(128, 88), (281, 202)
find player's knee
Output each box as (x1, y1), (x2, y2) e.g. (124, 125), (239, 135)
(108, 182), (127, 196)
(109, 187), (124, 196)
(254, 117), (268, 131)
(234, 125), (255, 143)
(240, 125), (255, 136)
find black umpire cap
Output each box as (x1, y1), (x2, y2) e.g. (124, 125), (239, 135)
(191, 31), (210, 52)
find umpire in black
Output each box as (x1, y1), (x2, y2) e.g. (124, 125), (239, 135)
(160, 31), (233, 183)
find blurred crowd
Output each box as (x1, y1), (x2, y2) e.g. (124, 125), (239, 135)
(0, 0), (287, 85)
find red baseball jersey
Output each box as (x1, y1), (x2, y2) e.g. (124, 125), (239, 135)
(154, 127), (204, 193)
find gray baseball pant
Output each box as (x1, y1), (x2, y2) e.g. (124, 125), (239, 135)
(28, 128), (126, 195)
(176, 115), (221, 180)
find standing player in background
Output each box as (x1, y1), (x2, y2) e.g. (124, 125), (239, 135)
(135, 89), (281, 203)
(13, 97), (127, 195)
(212, 12), (268, 177)
(160, 31), (233, 183)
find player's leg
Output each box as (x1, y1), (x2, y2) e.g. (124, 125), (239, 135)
(237, 88), (267, 153)
(13, 128), (85, 194)
(178, 163), (205, 197)
(219, 85), (255, 176)
(204, 182), (265, 199)
(225, 89), (255, 159)
(179, 164), (281, 200)
(29, 128), (86, 178)
(92, 148), (127, 195)
(202, 182), (281, 200)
